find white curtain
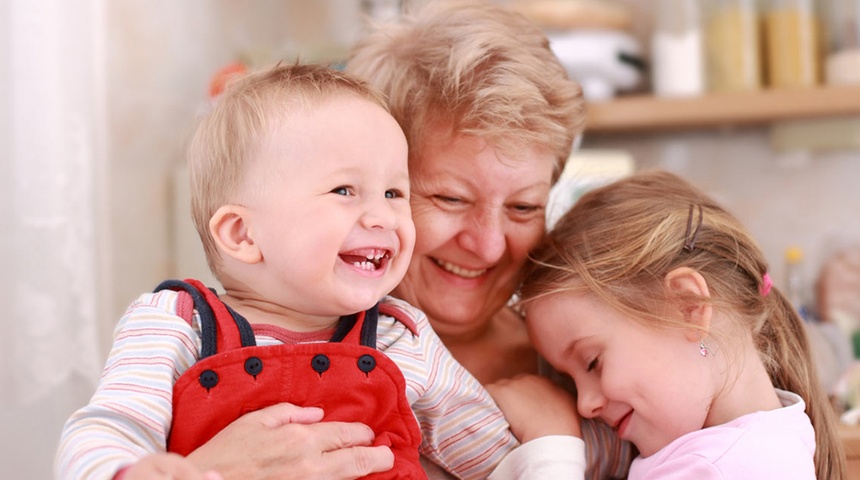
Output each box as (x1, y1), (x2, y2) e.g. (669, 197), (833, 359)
(1, 0), (107, 478)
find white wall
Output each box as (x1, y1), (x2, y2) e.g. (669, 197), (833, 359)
(585, 127), (860, 313)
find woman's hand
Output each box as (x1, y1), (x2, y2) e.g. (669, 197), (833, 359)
(186, 403), (395, 480)
(487, 374), (582, 443)
(123, 453), (222, 480)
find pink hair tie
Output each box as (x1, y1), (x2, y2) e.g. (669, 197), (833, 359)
(760, 272), (773, 297)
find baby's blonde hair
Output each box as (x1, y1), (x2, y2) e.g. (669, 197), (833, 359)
(346, 0), (584, 182)
(187, 63), (389, 278)
(521, 170), (845, 480)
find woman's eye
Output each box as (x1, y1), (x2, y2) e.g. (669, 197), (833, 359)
(332, 186), (355, 196)
(511, 204), (541, 214)
(433, 195), (462, 204)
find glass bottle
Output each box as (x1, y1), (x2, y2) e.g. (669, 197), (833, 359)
(704, 0), (763, 92)
(824, 0), (860, 85)
(785, 245), (807, 317)
(651, 0), (705, 97)
(763, 0), (822, 88)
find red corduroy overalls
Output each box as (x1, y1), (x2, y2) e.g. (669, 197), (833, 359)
(157, 279), (426, 479)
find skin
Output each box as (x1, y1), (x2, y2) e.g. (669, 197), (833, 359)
(392, 126), (555, 384)
(132, 405), (394, 479)
(186, 120), (575, 479)
(522, 268), (782, 458)
(182, 95), (412, 479)
(212, 95), (415, 332)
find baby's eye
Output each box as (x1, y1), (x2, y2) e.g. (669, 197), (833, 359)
(586, 357), (600, 373)
(332, 186), (355, 196)
(385, 189), (405, 199)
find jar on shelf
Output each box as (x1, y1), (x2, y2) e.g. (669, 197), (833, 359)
(651, 0), (705, 97)
(824, 0), (860, 85)
(762, 0), (822, 88)
(704, 0), (763, 92)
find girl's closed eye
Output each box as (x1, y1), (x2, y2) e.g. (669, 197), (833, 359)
(586, 356), (600, 373)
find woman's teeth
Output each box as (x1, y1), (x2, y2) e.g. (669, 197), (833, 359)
(434, 259), (486, 278)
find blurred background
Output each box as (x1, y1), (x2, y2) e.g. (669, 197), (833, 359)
(3, 0), (860, 478)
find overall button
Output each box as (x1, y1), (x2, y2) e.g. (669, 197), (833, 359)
(311, 354), (330, 374)
(199, 369), (219, 391)
(357, 354), (376, 374)
(244, 356), (263, 377)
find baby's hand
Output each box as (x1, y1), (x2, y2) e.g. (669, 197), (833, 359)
(486, 374), (582, 443)
(123, 452), (223, 480)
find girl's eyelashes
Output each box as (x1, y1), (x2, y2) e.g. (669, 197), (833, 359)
(586, 356), (600, 373)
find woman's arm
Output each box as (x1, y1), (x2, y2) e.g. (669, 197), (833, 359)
(485, 374), (586, 480)
(487, 374), (582, 442)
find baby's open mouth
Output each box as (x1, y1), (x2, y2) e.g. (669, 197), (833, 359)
(340, 248), (392, 271)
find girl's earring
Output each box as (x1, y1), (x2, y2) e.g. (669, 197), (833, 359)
(699, 340), (709, 357)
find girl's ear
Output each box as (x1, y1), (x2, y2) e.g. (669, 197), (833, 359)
(664, 267), (712, 341)
(209, 205), (262, 265)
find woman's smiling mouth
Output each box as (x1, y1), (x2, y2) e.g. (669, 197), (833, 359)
(432, 258), (487, 278)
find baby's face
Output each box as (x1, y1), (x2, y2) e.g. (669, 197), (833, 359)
(236, 95), (414, 319)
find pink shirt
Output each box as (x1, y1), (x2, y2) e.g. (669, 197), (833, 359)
(630, 389), (815, 479)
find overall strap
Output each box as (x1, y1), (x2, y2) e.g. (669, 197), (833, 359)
(329, 302), (379, 348)
(154, 279), (256, 357)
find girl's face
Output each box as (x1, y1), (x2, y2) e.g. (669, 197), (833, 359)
(392, 130), (554, 337)
(526, 291), (715, 457)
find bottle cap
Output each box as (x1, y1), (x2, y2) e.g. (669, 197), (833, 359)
(785, 246), (804, 264)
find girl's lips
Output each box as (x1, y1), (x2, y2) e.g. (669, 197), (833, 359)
(614, 411), (633, 439)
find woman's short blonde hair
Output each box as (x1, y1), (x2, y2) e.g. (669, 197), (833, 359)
(346, 0), (585, 182)
(187, 63), (389, 277)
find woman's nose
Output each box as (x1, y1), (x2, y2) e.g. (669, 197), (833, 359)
(458, 207), (506, 262)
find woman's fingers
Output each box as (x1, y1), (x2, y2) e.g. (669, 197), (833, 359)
(187, 403), (394, 480)
(322, 445), (396, 479)
(248, 402), (325, 428)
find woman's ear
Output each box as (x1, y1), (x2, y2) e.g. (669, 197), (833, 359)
(209, 205), (262, 265)
(664, 267), (712, 341)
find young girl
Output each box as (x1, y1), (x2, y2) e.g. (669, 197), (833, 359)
(507, 170), (845, 479)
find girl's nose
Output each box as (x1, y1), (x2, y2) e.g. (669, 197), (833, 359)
(576, 383), (607, 419)
(458, 207), (506, 262)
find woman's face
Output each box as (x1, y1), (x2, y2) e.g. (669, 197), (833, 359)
(392, 129), (555, 337)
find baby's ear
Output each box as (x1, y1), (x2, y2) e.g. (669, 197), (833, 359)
(209, 205), (262, 265)
(664, 267), (712, 341)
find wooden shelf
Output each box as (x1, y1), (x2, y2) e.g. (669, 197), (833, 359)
(585, 85), (860, 134)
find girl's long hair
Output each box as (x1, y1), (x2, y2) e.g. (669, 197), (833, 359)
(521, 170), (845, 480)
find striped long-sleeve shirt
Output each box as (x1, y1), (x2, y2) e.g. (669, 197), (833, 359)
(55, 290), (522, 480)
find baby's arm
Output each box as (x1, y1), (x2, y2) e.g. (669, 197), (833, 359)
(55, 291), (200, 479)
